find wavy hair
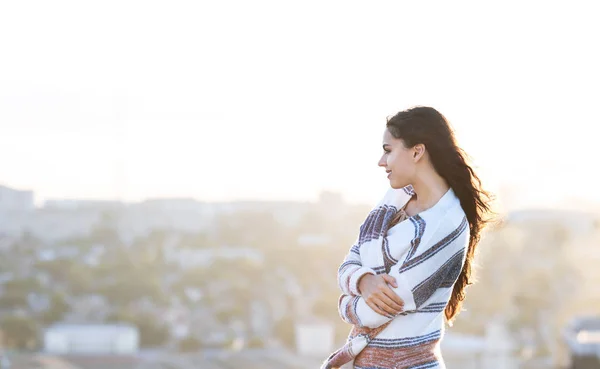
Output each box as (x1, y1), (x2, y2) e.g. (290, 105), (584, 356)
(386, 106), (493, 324)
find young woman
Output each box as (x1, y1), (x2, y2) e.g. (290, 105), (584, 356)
(322, 106), (493, 369)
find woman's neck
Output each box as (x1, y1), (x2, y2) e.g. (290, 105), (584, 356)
(409, 170), (450, 214)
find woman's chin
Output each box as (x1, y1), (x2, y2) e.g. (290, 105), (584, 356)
(389, 179), (408, 189)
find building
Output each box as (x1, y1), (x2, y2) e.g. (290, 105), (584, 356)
(44, 323), (139, 355)
(0, 184), (35, 212)
(0, 184), (35, 238)
(43, 199), (124, 211)
(25, 208), (101, 243)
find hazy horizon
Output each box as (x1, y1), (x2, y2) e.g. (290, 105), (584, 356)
(1, 1), (598, 211)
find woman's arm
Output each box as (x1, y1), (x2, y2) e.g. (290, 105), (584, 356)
(337, 238), (377, 297)
(339, 217), (469, 329)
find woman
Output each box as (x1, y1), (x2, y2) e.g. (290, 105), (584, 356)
(322, 106), (493, 369)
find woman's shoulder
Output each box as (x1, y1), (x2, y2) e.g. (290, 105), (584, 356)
(441, 196), (468, 230)
(420, 190), (468, 237)
(441, 203), (470, 244)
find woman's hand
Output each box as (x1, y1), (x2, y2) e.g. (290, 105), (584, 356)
(358, 274), (404, 317)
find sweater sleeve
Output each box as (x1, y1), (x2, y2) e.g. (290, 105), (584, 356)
(337, 238), (376, 297)
(338, 216), (470, 329)
(338, 292), (393, 328)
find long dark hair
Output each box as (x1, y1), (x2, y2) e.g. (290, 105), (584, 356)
(386, 106), (493, 324)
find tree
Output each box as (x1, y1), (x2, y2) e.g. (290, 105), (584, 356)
(40, 292), (70, 325)
(177, 336), (202, 352)
(106, 309), (169, 347)
(0, 315), (39, 350)
(0, 278), (40, 310)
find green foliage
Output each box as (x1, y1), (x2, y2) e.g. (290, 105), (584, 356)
(0, 278), (40, 309)
(40, 292), (70, 325)
(246, 335), (265, 348)
(177, 335), (202, 352)
(106, 309), (169, 347)
(0, 315), (39, 350)
(36, 259), (73, 283)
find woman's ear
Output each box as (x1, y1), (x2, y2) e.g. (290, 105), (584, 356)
(413, 144), (426, 161)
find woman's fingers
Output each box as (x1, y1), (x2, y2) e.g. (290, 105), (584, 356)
(379, 291), (404, 313)
(362, 274), (406, 317)
(375, 283), (404, 312)
(381, 274), (398, 288)
(382, 287), (404, 309)
(366, 300), (393, 318)
(367, 293), (402, 316)
(380, 275), (403, 307)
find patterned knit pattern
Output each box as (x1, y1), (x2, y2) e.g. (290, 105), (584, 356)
(323, 185), (470, 369)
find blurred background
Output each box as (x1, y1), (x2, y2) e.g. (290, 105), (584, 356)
(0, 1), (599, 368)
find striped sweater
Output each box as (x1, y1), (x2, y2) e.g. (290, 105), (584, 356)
(322, 185), (470, 369)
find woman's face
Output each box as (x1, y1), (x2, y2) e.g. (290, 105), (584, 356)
(378, 129), (417, 189)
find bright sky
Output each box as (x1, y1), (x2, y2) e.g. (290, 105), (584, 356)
(0, 1), (598, 209)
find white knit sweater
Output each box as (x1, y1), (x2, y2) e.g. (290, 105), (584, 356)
(324, 185), (470, 369)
